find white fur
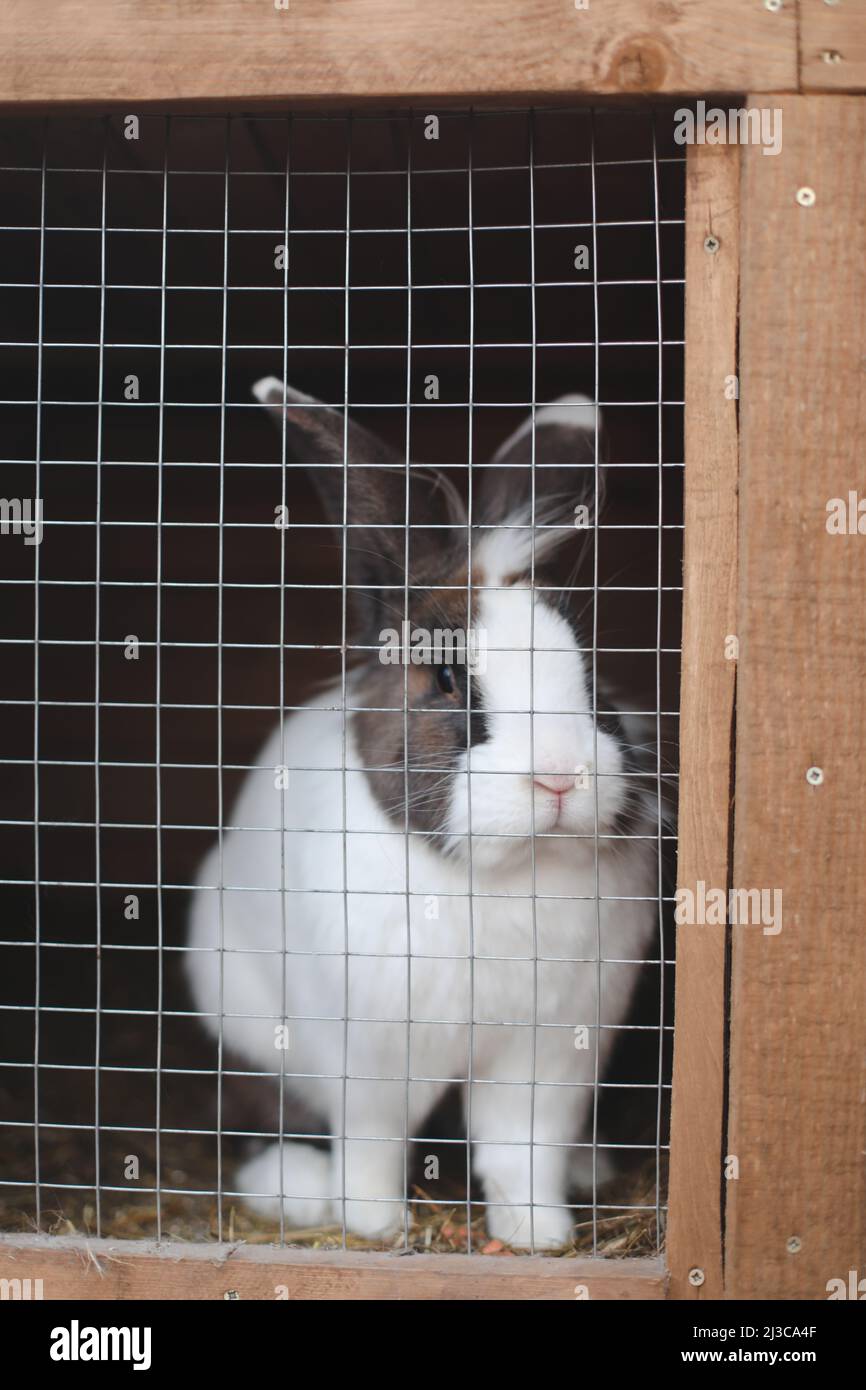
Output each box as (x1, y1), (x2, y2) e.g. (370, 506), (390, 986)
(252, 375), (286, 405)
(480, 393), (601, 577)
(491, 393), (599, 458)
(185, 472), (656, 1251)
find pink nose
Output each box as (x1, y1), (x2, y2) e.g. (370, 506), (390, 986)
(533, 774), (575, 796)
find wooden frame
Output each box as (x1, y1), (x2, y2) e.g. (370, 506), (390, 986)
(0, 1), (798, 105)
(726, 94), (866, 1302)
(0, 1236), (665, 1301)
(1, 5), (864, 1301)
(3, 0), (866, 106)
(665, 140), (739, 1304)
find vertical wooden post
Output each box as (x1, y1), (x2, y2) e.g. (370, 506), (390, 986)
(666, 142), (740, 1301)
(726, 95), (866, 1300)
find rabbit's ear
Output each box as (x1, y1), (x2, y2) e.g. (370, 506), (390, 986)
(253, 373), (402, 489)
(473, 394), (606, 574)
(253, 377), (466, 624)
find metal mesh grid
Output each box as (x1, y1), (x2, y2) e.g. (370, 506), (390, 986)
(0, 107), (682, 1256)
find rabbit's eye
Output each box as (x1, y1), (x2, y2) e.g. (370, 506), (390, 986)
(436, 665), (456, 695)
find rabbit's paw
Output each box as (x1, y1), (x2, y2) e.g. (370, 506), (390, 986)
(235, 1143), (334, 1227)
(338, 1198), (406, 1241)
(486, 1202), (574, 1251)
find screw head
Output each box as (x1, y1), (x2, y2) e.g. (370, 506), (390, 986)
(796, 187), (817, 207)
(688, 1266), (706, 1286)
(764, 0), (783, 10)
(704, 235), (721, 254)
(223, 1289), (241, 1300)
(821, 49), (843, 63)
(787, 1236), (802, 1254)
(806, 765), (824, 786)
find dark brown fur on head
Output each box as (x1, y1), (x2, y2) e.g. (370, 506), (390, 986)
(352, 557), (490, 839)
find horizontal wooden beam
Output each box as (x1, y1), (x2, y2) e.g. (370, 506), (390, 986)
(0, 0), (797, 106)
(0, 1235), (666, 1300)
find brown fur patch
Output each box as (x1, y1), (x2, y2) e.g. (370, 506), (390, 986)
(353, 563), (486, 837)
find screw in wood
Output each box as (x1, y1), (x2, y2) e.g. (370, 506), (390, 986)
(796, 187), (816, 207)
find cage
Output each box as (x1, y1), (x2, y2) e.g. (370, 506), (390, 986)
(0, 102), (681, 1254)
(0, 0), (864, 1305)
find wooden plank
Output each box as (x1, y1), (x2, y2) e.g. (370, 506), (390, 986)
(0, 1235), (666, 1300)
(726, 94), (866, 1301)
(0, 0), (797, 105)
(665, 143), (740, 1302)
(801, 0), (866, 92)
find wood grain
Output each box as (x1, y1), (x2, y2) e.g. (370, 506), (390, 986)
(665, 142), (740, 1303)
(726, 94), (866, 1301)
(0, 0), (797, 106)
(0, 1236), (666, 1300)
(801, 0), (866, 92)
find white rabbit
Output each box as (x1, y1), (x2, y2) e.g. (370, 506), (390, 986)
(184, 379), (660, 1250)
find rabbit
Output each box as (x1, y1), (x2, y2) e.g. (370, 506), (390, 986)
(184, 377), (661, 1250)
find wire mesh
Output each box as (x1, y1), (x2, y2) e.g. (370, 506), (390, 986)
(0, 107), (683, 1256)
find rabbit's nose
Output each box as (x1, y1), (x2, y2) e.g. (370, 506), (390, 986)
(532, 774), (575, 796)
